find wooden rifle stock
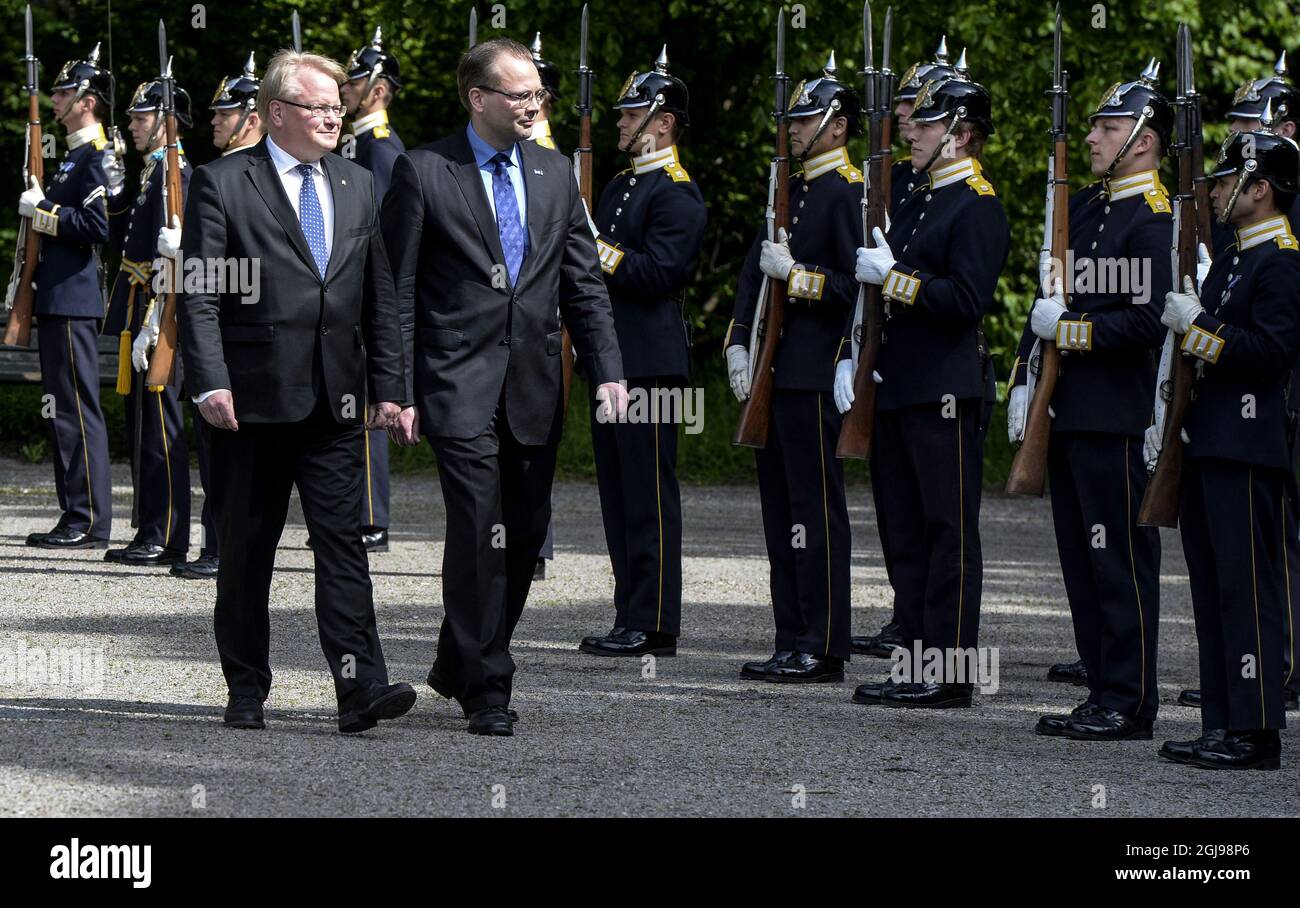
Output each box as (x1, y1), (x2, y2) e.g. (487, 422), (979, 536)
(3, 93), (43, 347)
(565, 109), (593, 411)
(1006, 139), (1069, 495)
(144, 110), (184, 388)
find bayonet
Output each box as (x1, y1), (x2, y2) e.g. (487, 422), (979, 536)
(292, 9), (302, 53)
(468, 7), (477, 49)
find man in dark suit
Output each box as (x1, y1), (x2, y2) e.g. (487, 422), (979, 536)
(383, 37), (627, 737)
(178, 50), (415, 734)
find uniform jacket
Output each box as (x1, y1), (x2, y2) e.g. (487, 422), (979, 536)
(351, 110), (405, 206)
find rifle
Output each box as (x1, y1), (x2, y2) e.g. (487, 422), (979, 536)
(562, 3), (592, 411)
(144, 23), (184, 389)
(733, 10), (791, 449)
(1139, 22), (1201, 527)
(1006, 3), (1068, 495)
(836, 1), (893, 459)
(3, 4), (42, 348)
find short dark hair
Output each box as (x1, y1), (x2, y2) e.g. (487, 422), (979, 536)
(457, 37), (532, 112)
(957, 122), (987, 160)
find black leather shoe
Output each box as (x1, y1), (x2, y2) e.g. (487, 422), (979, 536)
(1285, 688), (1299, 711)
(850, 621), (908, 658)
(120, 543), (186, 566)
(767, 652), (845, 683)
(1177, 688), (1202, 707)
(740, 650), (796, 680)
(851, 678), (899, 705)
(1160, 729), (1281, 770)
(339, 681), (417, 734)
(467, 706), (514, 736)
(223, 695), (265, 729)
(579, 628), (677, 657)
(1035, 701), (1101, 736)
(362, 528), (389, 553)
(1047, 659), (1089, 686)
(1060, 706), (1153, 740)
(171, 554), (219, 579)
(881, 682), (973, 709)
(426, 665), (518, 721)
(533, 558), (547, 581)
(104, 546), (130, 563)
(26, 527), (109, 550)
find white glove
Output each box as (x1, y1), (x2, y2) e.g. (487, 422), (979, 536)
(582, 199), (599, 240)
(1037, 249), (1056, 296)
(1162, 275), (1203, 335)
(18, 177), (43, 218)
(833, 359), (855, 414)
(726, 344), (750, 402)
(157, 223), (182, 259)
(103, 147), (126, 196)
(1143, 424), (1161, 472)
(1030, 279), (1068, 341)
(1195, 242), (1211, 291)
(759, 227), (795, 281)
(1007, 385), (1028, 444)
(855, 226), (896, 285)
(132, 322), (159, 371)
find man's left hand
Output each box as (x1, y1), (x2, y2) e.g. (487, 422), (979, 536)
(366, 401), (401, 430)
(595, 381), (630, 422)
(759, 227), (795, 281)
(18, 177), (43, 219)
(1162, 275), (1203, 335)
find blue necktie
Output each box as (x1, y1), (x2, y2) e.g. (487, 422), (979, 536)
(490, 152), (526, 285)
(295, 162), (329, 277)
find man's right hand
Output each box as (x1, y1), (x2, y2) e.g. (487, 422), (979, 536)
(1007, 385), (1028, 444)
(198, 390), (238, 431)
(390, 406), (420, 446)
(726, 345), (750, 402)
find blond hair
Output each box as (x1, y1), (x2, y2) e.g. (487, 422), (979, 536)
(257, 50), (346, 122)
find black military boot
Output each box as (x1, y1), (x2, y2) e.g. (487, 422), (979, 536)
(850, 621), (907, 658)
(1046, 659), (1089, 686)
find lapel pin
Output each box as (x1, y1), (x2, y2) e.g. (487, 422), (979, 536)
(341, 179), (347, 185)
(533, 169), (544, 175)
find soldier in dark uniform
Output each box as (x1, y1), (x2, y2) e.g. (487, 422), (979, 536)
(726, 55), (860, 683)
(852, 37), (964, 661)
(168, 54), (264, 582)
(1179, 55), (1300, 713)
(342, 27), (406, 553)
(839, 73), (1009, 708)
(578, 47), (707, 656)
(101, 78), (194, 566)
(21, 44), (119, 550)
(1007, 62), (1173, 739)
(1153, 131), (1300, 769)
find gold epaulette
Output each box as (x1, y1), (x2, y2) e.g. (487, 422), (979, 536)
(1143, 188), (1171, 214)
(836, 163), (864, 184)
(664, 162), (690, 183)
(1275, 234), (1299, 250)
(965, 174), (996, 197)
(92, 137), (109, 151)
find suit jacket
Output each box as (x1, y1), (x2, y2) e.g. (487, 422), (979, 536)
(177, 137), (405, 424)
(381, 128), (623, 445)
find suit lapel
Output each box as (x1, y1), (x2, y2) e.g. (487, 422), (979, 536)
(321, 153), (349, 283)
(246, 140), (319, 281)
(450, 131), (506, 269)
(517, 141), (548, 287)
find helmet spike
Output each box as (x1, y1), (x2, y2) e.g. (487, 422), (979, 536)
(1140, 57), (1161, 84)
(655, 44), (669, 73)
(243, 51), (256, 77)
(88, 42), (101, 66)
(1276, 50), (1289, 79)
(955, 47), (968, 76)
(1261, 96), (1276, 127)
(935, 35), (949, 64)
(372, 26), (383, 49)
(824, 49), (837, 77)
(531, 32), (543, 57)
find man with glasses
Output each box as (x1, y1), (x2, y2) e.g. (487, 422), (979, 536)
(383, 37), (627, 737)
(178, 49), (416, 735)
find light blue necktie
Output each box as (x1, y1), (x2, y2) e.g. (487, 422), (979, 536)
(295, 162), (329, 277)
(490, 152), (527, 285)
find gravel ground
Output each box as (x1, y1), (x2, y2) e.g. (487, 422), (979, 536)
(0, 456), (1296, 817)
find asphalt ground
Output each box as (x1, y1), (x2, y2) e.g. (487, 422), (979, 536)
(1, 457), (1297, 817)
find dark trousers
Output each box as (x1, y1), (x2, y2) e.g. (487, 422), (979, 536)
(1283, 461), (1300, 694)
(209, 396), (388, 705)
(1180, 458), (1288, 732)
(428, 404), (558, 711)
(193, 407), (219, 557)
(871, 399), (984, 671)
(121, 311), (190, 552)
(37, 316), (112, 539)
(754, 389), (851, 659)
(362, 424), (391, 530)
(1048, 432), (1160, 719)
(590, 378), (683, 636)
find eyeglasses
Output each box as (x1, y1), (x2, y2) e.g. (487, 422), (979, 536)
(476, 85), (548, 107)
(275, 98), (346, 119)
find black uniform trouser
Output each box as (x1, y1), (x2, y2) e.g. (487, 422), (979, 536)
(590, 378), (683, 637)
(193, 407), (219, 557)
(871, 399), (983, 675)
(209, 395), (389, 705)
(361, 424), (391, 531)
(754, 388), (851, 659)
(1283, 455), (1300, 695)
(428, 403), (557, 711)
(1180, 458), (1288, 732)
(37, 316), (112, 540)
(1048, 432), (1160, 719)
(121, 300), (190, 551)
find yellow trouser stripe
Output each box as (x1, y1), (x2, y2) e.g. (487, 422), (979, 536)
(1284, 490), (1296, 689)
(818, 392), (832, 655)
(364, 415), (375, 527)
(1124, 438), (1147, 714)
(654, 411), (664, 632)
(66, 320), (95, 534)
(156, 389), (174, 547)
(1249, 468), (1266, 727)
(956, 408), (965, 650)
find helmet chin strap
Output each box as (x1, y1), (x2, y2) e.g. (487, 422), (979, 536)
(1102, 106), (1152, 185)
(626, 93), (665, 156)
(1217, 160), (1257, 225)
(146, 110), (165, 148)
(919, 107), (966, 173)
(799, 99), (841, 162)
(223, 101), (255, 152)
